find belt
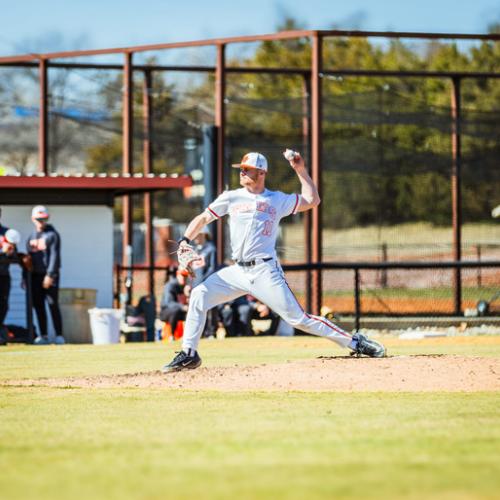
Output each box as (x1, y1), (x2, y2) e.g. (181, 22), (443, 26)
(236, 257), (273, 267)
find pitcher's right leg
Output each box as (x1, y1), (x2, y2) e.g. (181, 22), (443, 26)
(250, 262), (352, 348)
(252, 262), (385, 356)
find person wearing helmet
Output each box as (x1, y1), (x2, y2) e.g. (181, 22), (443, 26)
(27, 206), (64, 345)
(0, 209), (22, 344)
(1, 228), (21, 251)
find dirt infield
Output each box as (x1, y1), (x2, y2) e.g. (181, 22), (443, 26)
(3, 354), (499, 392)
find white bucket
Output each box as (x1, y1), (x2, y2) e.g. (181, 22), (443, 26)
(88, 308), (122, 344)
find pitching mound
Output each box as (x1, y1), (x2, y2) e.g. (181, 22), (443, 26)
(4, 354), (499, 392)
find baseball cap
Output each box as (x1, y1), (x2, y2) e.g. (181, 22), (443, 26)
(31, 205), (50, 219)
(232, 152), (268, 172)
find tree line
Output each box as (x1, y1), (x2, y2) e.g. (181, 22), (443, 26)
(82, 20), (500, 227)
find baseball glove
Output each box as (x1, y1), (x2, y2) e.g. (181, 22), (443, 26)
(177, 242), (200, 277)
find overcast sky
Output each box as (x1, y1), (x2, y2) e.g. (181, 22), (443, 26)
(0, 0), (498, 57)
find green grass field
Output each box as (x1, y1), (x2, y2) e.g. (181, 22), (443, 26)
(282, 222), (500, 260)
(1, 337), (499, 500)
(283, 222), (500, 247)
(318, 285), (499, 300)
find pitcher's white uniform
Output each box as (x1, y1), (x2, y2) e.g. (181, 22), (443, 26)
(181, 187), (353, 352)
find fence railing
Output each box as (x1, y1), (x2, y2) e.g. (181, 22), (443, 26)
(115, 260), (500, 332)
(282, 260), (500, 330)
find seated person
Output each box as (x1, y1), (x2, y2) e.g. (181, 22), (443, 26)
(159, 269), (190, 337)
(218, 295), (280, 337)
(201, 308), (219, 339)
(218, 296), (253, 337)
(246, 296), (281, 336)
(136, 294), (156, 342)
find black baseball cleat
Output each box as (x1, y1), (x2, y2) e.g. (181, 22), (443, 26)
(350, 332), (386, 358)
(162, 350), (202, 373)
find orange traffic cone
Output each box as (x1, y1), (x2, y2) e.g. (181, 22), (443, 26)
(162, 321), (184, 342)
(173, 321), (184, 340)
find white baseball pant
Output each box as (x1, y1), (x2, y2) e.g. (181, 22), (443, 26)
(182, 259), (353, 351)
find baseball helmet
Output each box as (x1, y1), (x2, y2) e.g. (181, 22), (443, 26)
(4, 229), (21, 246)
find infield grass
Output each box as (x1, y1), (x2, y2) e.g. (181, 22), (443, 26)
(1, 336), (499, 500)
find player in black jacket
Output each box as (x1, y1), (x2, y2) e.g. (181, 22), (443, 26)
(27, 206), (64, 345)
(0, 208), (12, 330)
(0, 213), (22, 344)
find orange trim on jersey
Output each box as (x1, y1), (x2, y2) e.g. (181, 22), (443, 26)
(292, 194), (299, 214)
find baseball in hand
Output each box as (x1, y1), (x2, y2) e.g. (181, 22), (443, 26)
(284, 149), (297, 161)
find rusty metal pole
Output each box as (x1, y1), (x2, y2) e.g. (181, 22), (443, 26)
(302, 75), (313, 312)
(310, 33), (323, 315)
(215, 43), (226, 265)
(354, 268), (361, 332)
(143, 69), (154, 297)
(38, 58), (48, 174)
(451, 77), (462, 315)
(114, 264), (121, 308)
(122, 52), (134, 276)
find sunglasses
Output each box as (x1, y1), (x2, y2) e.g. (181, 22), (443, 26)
(240, 167), (261, 175)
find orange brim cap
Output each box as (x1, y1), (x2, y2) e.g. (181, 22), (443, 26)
(231, 152), (268, 171)
(231, 162), (260, 169)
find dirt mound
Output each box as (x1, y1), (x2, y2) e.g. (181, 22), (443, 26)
(3, 355), (499, 392)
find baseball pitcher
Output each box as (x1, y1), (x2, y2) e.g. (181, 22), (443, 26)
(163, 150), (385, 372)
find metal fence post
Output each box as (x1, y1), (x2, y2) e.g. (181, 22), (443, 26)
(215, 43), (226, 266)
(451, 76), (462, 315)
(143, 69), (155, 298)
(25, 270), (34, 343)
(380, 242), (388, 288)
(354, 268), (361, 332)
(38, 58), (48, 174)
(476, 244), (482, 288)
(302, 75), (313, 313)
(122, 51), (134, 276)
(311, 32), (323, 316)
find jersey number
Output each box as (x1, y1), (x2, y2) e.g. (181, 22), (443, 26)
(262, 220), (273, 236)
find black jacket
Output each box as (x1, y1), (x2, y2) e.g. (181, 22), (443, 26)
(0, 225), (9, 276)
(27, 224), (61, 277)
(160, 278), (185, 308)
